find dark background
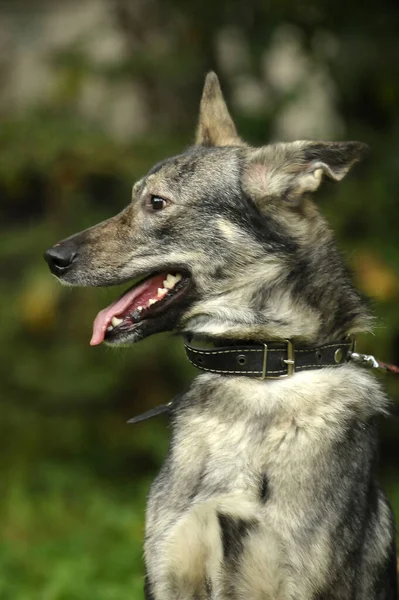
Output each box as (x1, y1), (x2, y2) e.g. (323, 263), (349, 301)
(0, 1), (398, 598)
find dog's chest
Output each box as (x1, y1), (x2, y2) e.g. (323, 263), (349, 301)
(169, 372), (350, 497)
(148, 367), (375, 529)
(173, 405), (298, 501)
(145, 368), (385, 599)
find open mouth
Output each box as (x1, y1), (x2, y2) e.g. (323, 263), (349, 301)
(90, 271), (191, 345)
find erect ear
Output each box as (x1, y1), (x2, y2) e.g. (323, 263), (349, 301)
(196, 72), (244, 147)
(243, 140), (369, 204)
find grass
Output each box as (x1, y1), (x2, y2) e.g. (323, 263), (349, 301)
(0, 462), (150, 600)
(0, 434), (398, 599)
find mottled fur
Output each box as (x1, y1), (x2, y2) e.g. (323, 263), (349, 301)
(147, 369), (395, 599)
(45, 72), (397, 599)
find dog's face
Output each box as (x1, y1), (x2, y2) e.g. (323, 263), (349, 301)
(44, 73), (370, 346)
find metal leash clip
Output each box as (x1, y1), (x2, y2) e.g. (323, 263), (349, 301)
(348, 335), (385, 372)
(350, 352), (381, 370)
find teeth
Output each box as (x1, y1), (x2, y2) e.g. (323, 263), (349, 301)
(163, 273), (183, 289)
(137, 306), (143, 311)
(107, 325), (114, 331)
(148, 299), (156, 306)
(157, 287), (167, 297)
(164, 274), (177, 289)
(111, 316), (123, 327)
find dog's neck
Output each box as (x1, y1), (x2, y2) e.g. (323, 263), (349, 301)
(182, 210), (371, 346)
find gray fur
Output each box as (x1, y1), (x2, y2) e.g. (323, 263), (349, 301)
(45, 72), (397, 599)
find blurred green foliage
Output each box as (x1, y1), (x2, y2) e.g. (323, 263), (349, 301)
(0, 0), (399, 598)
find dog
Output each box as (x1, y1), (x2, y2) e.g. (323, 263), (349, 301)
(44, 72), (397, 599)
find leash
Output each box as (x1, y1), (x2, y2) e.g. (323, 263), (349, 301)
(127, 337), (399, 424)
(349, 352), (399, 374)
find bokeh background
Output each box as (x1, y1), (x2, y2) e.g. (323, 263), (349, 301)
(0, 1), (398, 598)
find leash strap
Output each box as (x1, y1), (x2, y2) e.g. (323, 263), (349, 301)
(184, 338), (353, 379)
(378, 361), (399, 374)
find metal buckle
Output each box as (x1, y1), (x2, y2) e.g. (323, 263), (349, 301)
(260, 340), (295, 380)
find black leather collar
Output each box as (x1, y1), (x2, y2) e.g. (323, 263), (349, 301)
(127, 338), (355, 424)
(184, 338), (354, 379)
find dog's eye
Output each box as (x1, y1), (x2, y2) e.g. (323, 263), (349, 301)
(147, 195), (168, 211)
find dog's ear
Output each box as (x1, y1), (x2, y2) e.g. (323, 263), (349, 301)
(196, 72), (244, 147)
(243, 141), (369, 205)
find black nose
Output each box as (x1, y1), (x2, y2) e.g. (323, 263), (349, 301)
(44, 242), (78, 275)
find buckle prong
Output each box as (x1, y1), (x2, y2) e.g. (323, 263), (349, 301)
(282, 339), (295, 377)
(261, 344), (268, 380)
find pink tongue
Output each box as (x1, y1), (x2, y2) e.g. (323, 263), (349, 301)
(90, 273), (167, 346)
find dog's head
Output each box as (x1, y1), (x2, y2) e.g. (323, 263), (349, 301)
(44, 72), (370, 346)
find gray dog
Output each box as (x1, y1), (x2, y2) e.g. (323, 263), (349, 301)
(45, 72), (397, 599)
